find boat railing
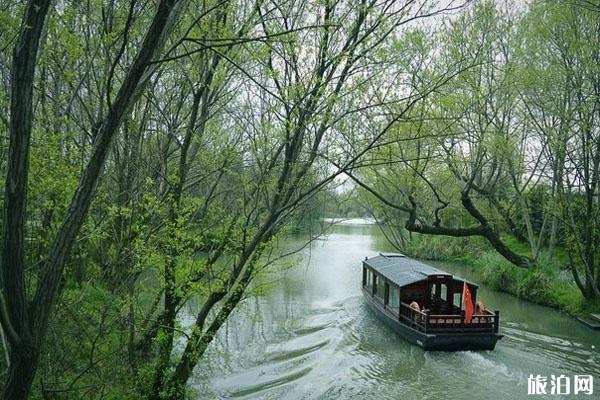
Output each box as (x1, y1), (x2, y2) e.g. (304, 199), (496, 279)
(386, 305), (400, 317)
(427, 312), (498, 333)
(399, 302), (428, 331)
(399, 302), (499, 333)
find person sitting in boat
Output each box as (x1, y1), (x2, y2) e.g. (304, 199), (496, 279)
(475, 301), (487, 314)
(474, 301), (489, 323)
(409, 301), (420, 312)
(409, 301), (429, 323)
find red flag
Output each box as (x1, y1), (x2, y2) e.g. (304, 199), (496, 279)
(462, 281), (474, 323)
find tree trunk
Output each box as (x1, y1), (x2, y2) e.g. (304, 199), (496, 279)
(1, 1), (183, 398)
(2, 346), (38, 400)
(547, 214), (558, 260)
(1, 1), (52, 399)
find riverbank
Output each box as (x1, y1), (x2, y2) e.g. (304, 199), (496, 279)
(401, 234), (600, 317)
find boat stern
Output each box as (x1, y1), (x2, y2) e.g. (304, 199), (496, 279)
(422, 332), (503, 351)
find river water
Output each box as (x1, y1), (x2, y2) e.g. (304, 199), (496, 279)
(187, 221), (600, 399)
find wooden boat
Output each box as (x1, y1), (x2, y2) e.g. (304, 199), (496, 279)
(361, 253), (502, 351)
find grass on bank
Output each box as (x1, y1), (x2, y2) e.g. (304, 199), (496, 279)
(402, 234), (600, 317)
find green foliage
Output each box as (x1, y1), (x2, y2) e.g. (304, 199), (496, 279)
(478, 248), (594, 315)
(38, 283), (142, 399)
(411, 236), (594, 316)
(402, 234), (483, 261)
(3, 0), (600, 398)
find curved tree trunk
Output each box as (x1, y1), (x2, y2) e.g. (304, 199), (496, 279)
(1, 1), (53, 398)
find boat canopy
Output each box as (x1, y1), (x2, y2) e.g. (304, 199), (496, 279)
(363, 253), (478, 288)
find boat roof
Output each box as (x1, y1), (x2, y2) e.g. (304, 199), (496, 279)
(363, 253), (478, 288)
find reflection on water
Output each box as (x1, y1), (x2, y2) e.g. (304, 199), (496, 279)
(187, 224), (600, 400)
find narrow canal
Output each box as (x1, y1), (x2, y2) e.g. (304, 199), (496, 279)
(186, 221), (600, 399)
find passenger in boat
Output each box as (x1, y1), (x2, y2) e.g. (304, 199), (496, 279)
(475, 301), (487, 314)
(409, 301), (429, 323)
(409, 301), (420, 312)
(474, 301), (489, 323)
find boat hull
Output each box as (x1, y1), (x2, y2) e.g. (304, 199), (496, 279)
(363, 288), (502, 351)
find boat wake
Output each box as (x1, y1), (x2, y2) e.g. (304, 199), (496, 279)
(199, 299), (363, 399)
(501, 321), (600, 376)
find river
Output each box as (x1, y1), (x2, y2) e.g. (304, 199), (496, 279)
(185, 221), (600, 399)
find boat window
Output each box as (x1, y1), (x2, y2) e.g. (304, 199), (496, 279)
(366, 269), (373, 290)
(390, 286), (400, 310)
(440, 283), (447, 301)
(384, 281), (389, 305)
(374, 274), (384, 299)
(430, 283), (447, 301)
(453, 293), (461, 308)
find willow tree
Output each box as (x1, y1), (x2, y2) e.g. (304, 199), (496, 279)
(0, 0), (466, 398)
(139, 1), (467, 398)
(350, 1), (537, 269)
(357, 0), (600, 302)
(518, 0), (600, 299)
(0, 0), (190, 397)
